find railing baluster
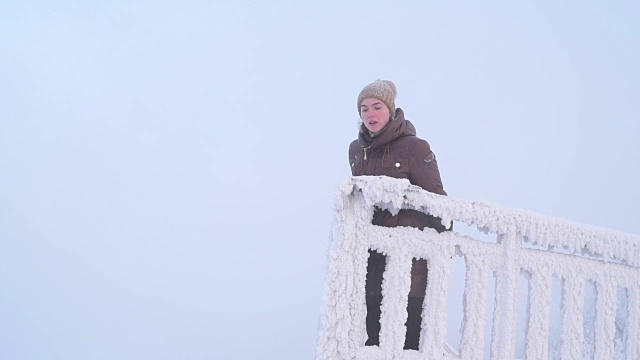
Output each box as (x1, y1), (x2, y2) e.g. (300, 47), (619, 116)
(561, 276), (584, 360)
(628, 285), (640, 360)
(421, 254), (452, 358)
(525, 270), (551, 360)
(594, 278), (616, 359)
(490, 234), (519, 360)
(379, 249), (413, 352)
(459, 259), (489, 360)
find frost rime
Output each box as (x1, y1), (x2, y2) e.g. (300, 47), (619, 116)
(317, 176), (640, 360)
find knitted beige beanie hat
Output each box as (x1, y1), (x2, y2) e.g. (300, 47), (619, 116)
(357, 80), (397, 116)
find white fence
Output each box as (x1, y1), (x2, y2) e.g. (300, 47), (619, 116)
(316, 176), (640, 360)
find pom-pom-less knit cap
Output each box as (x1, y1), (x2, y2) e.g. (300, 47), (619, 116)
(357, 80), (397, 116)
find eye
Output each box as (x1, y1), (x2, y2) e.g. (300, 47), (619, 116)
(373, 106), (382, 110)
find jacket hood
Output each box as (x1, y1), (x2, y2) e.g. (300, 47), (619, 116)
(358, 108), (416, 149)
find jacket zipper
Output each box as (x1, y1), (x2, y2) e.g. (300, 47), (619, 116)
(364, 147), (369, 160)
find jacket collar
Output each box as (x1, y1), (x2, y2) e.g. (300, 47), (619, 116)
(358, 108), (416, 149)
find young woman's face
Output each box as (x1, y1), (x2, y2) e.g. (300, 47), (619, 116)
(360, 98), (391, 133)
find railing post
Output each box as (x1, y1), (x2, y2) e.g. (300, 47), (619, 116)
(317, 190), (370, 360)
(490, 233), (519, 360)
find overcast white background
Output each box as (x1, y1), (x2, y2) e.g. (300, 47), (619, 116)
(1, 1), (639, 359)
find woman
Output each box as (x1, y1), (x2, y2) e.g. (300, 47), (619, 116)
(348, 80), (449, 350)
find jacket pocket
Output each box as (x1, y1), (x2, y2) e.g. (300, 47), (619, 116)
(380, 154), (410, 179)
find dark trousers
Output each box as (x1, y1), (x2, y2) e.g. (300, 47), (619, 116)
(365, 250), (427, 350)
(404, 296), (424, 350)
(365, 295), (424, 350)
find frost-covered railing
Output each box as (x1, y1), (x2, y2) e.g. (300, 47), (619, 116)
(316, 176), (640, 360)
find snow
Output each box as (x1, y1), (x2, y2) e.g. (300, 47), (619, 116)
(316, 176), (640, 360)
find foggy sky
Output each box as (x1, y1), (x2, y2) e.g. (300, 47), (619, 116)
(1, 1), (639, 359)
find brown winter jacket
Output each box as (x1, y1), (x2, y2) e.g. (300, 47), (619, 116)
(349, 108), (448, 297)
(349, 108), (448, 231)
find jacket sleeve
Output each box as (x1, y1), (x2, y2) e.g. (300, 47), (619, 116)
(409, 139), (453, 232)
(408, 139), (447, 196)
(348, 141), (359, 176)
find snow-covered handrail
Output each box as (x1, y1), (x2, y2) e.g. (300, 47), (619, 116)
(316, 176), (640, 360)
